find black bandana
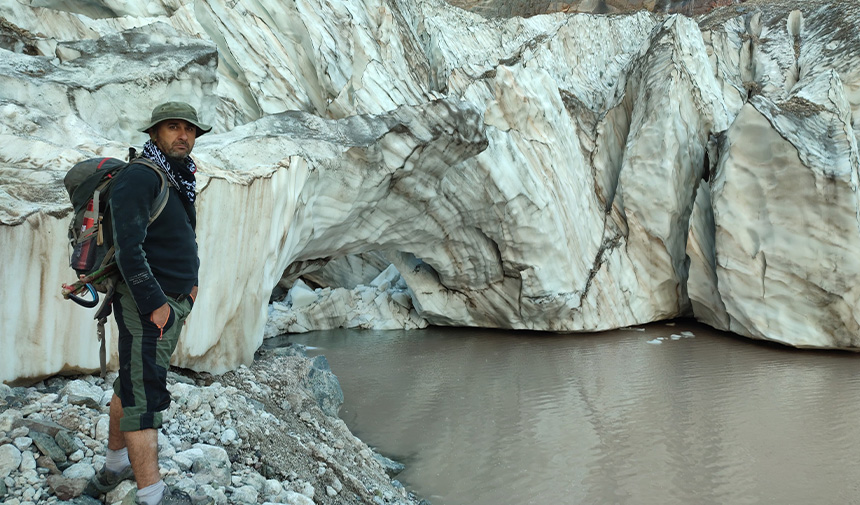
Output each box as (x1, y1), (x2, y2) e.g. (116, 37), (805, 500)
(141, 140), (197, 204)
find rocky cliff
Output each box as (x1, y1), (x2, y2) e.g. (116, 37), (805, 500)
(1, 0), (858, 383)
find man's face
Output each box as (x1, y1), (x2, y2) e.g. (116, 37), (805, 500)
(149, 119), (198, 160)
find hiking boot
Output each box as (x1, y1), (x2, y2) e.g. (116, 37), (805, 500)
(159, 488), (196, 505)
(83, 464), (135, 497)
(120, 486), (214, 505)
(166, 487), (215, 505)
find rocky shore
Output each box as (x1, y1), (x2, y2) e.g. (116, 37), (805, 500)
(0, 345), (421, 505)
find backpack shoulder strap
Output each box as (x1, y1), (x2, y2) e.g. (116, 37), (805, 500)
(95, 158), (170, 270)
(129, 158), (170, 225)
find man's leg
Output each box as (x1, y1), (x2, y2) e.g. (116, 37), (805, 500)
(108, 393), (126, 450)
(105, 394), (132, 472)
(112, 285), (194, 504)
(110, 396), (161, 492)
(125, 428), (160, 488)
(83, 395), (134, 497)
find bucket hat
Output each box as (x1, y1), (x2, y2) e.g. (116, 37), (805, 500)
(140, 102), (212, 136)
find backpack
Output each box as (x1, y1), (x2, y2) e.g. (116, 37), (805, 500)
(61, 148), (170, 376)
(65, 150), (169, 285)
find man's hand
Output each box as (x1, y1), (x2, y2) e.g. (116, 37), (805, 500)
(150, 303), (170, 327)
(190, 285), (198, 303)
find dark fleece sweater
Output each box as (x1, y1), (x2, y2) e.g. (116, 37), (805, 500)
(110, 161), (199, 314)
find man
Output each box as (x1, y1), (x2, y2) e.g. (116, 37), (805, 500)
(84, 102), (210, 505)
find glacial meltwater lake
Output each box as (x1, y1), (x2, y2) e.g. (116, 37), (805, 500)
(266, 322), (860, 505)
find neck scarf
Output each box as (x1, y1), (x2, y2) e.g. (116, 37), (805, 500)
(141, 140), (197, 204)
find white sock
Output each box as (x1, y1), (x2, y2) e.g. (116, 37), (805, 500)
(137, 480), (166, 505)
(104, 447), (130, 473)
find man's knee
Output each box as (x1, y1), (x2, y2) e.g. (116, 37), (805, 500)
(109, 394), (124, 419)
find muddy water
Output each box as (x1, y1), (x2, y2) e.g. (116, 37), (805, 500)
(272, 322), (860, 505)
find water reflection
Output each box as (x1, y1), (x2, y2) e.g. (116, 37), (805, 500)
(269, 322), (860, 505)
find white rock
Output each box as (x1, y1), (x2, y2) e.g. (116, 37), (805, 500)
(24, 467), (41, 484)
(106, 481), (137, 504)
(169, 383), (193, 398)
(294, 480), (315, 499)
(212, 397), (229, 416)
(197, 387), (217, 406)
(240, 471), (267, 493)
(185, 390), (203, 411)
(19, 451), (36, 471)
(219, 428), (238, 445)
(232, 485), (258, 503)
(0, 411), (22, 433)
(95, 415), (110, 441)
(172, 452), (195, 472)
(12, 438), (32, 452)
(277, 490), (316, 505)
(62, 461), (95, 480)
(199, 412), (216, 432)
(0, 444), (22, 479)
(60, 380), (107, 408)
(263, 479), (283, 498)
(183, 444), (231, 486)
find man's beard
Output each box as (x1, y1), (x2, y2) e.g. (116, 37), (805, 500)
(164, 153), (187, 165)
(161, 142), (191, 164)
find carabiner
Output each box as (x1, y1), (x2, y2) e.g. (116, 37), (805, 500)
(68, 283), (99, 308)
